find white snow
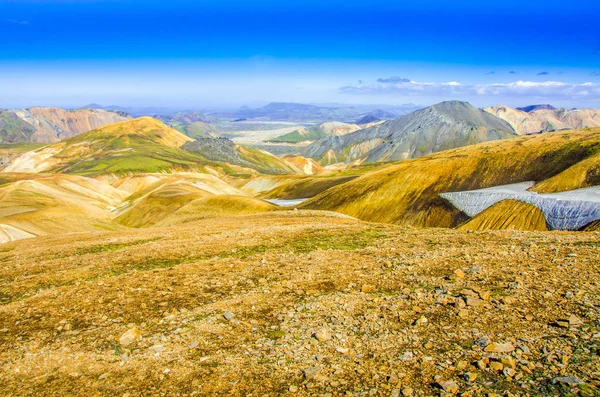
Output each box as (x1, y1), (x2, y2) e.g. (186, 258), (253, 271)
(440, 182), (600, 230)
(265, 198), (308, 207)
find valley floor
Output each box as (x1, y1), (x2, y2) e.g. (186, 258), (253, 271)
(1, 211), (599, 396)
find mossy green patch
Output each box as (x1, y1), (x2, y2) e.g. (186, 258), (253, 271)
(75, 237), (161, 255)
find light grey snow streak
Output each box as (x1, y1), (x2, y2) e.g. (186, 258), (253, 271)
(440, 182), (600, 230)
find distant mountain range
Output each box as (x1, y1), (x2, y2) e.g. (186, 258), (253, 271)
(305, 101), (517, 164)
(212, 102), (420, 122)
(0, 107), (130, 144)
(484, 105), (600, 135)
(516, 104), (556, 113)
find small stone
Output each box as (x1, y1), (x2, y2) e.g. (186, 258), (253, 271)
(289, 385), (299, 393)
(552, 376), (585, 386)
(476, 359), (488, 370)
(388, 374), (399, 385)
(149, 344), (166, 354)
(484, 342), (515, 353)
(223, 311), (235, 321)
(437, 380), (459, 394)
(478, 290), (491, 300)
(569, 315), (584, 326)
(118, 327), (142, 347)
(503, 367), (516, 378)
(489, 362), (504, 371)
(303, 366), (321, 381)
(401, 386), (414, 396)
(466, 297), (483, 307)
(453, 269), (465, 280)
(458, 309), (469, 318)
(413, 315), (428, 326)
(362, 284), (376, 293)
(464, 372), (477, 382)
(314, 327), (332, 342)
(500, 356), (516, 369)
(555, 319), (570, 328)
(336, 346), (349, 355)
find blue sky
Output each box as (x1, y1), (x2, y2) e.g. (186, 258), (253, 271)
(1, 0), (599, 109)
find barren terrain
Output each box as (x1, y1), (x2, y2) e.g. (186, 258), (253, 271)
(1, 212), (599, 396)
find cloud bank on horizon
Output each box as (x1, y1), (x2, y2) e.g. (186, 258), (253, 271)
(341, 79), (600, 102)
(0, 0), (599, 109)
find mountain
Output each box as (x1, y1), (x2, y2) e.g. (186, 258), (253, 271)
(1, 117), (209, 176)
(516, 104), (556, 112)
(213, 102), (421, 122)
(363, 109), (397, 120)
(154, 112), (221, 139)
(301, 127), (600, 228)
(355, 114), (380, 124)
(0, 110), (37, 144)
(266, 121), (362, 144)
(484, 105), (600, 135)
(181, 137), (303, 174)
(0, 174), (129, 242)
(458, 199), (548, 231)
(1, 107), (131, 144)
(83, 104), (186, 117)
(305, 101), (517, 164)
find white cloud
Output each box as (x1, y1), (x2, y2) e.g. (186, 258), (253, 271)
(340, 79), (600, 100)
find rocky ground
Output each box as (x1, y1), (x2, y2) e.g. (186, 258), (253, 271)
(1, 211), (599, 396)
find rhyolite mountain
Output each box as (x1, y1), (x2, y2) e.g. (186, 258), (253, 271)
(484, 105), (600, 135)
(0, 107), (131, 144)
(304, 101), (517, 164)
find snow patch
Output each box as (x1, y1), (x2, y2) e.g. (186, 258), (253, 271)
(440, 182), (600, 230)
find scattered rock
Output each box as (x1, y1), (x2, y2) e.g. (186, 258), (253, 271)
(361, 284), (376, 293)
(118, 327), (142, 347)
(569, 315), (584, 326)
(503, 367), (516, 378)
(303, 366), (321, 381)
(336, 346), (349, 355)
(484, 342), (515, 353)
(223, 311), (235, 321)
(490, 362), (504, 371)
(466, 297), (483, 307)
(437, 380), (459, 394)
(552, 376), (585, 386)
(314, 327), (332, 342)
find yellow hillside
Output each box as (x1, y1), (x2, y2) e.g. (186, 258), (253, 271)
(459, 200), (548, 231)
(302, 128), (600, 227)
(114, 173), (248, 228)
(2, 117), (205, 176)
(154, 195), (278, 227)
(0, 174), (128, 240)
